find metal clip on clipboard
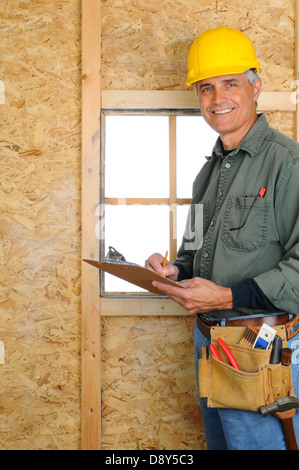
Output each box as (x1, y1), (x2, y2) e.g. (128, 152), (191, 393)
(105, 246), (127, 263)
(104, 246), (139, 266)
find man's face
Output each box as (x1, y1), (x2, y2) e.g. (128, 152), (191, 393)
(196, 73), (262, 149)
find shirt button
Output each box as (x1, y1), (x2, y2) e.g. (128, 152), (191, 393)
(203, 252), (209, 259)
(225, 163), (231, 168)
(218, 190), (223, 197)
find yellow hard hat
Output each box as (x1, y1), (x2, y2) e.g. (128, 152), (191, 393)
(186, 26), (260, 86)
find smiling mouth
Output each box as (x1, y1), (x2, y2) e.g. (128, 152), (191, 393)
(213, 108), (234, 115)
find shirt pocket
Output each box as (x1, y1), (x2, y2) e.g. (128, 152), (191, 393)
(221, 196), (270, 252)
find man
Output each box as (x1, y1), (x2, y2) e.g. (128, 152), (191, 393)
(145, 26), (299, 450)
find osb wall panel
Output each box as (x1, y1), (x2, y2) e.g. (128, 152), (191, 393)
(0, 1), (81, 449)
(266, 112), (295, 139)
(102, 0), (295, 91)
(101, 316), (206, 450)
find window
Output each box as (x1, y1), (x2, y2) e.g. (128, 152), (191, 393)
(100, 111), (218, 295)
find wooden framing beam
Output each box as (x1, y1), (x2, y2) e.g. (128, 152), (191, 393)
(169, 115), (178, 261)
(81, 0), (101, 451)
(102, 90), (296, 113)
(100, 297), (188, 316)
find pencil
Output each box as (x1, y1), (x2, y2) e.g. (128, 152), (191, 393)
(160, 251), (168, 275)
(162, 251), (168, 268)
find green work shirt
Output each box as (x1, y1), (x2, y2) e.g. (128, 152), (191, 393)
(175, 113), (299, 318)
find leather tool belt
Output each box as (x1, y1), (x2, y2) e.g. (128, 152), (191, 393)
(196, 313), (299, 341)
(197, 314), (299, 449)
(197, 324), (295, 414)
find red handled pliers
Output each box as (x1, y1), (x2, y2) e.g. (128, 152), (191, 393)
(209, 337), (240, 370)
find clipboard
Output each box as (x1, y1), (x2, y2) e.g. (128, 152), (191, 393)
(83, 259), (185, 295)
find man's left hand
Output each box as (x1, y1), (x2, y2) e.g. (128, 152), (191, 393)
(152, 277), (233, 315)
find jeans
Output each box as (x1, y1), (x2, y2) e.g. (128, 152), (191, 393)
(194, 321), (299, 450)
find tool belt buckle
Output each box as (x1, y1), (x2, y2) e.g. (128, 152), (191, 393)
(286, 315), (299, 340)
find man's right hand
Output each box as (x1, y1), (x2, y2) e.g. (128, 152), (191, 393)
(144, 253), (179, 281)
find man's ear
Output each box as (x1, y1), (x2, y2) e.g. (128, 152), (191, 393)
(253, 77), (262, 103)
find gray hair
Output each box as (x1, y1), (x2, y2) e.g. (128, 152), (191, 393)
(244, 68), (259, 85)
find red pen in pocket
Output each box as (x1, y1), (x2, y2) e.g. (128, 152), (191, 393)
(258, 187), (266, 198)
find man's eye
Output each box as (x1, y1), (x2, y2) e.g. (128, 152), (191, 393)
(201, 87), (211, 93)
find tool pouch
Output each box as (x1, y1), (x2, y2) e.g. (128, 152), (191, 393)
(198, 325), (295, 412)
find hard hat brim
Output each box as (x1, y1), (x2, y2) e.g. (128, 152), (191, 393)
(186, 61), (260, 86)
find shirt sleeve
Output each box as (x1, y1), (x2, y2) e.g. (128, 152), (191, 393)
(230, 278), (278, 311)
(172, 261), (192, 282)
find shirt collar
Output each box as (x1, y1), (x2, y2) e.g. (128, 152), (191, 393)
(211, 113), (269, 160)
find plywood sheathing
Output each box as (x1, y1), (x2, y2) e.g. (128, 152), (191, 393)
(0, 0), (81, 450)
(102, 0), (295, 92)
(101, 316), (206, 450)
(266, 111), (295, 139)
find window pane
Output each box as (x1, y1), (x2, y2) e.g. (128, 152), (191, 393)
(103, 204), (169, 292)
(176, 116), (218, 198)
(105, 115), (169, 198)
